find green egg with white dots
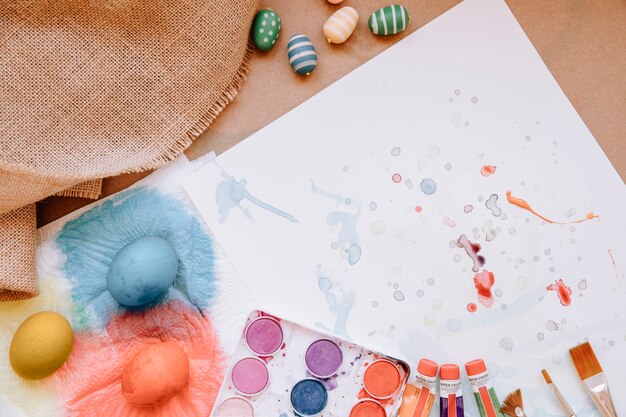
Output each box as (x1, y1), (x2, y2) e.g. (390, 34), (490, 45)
(252, 8), (281, 51)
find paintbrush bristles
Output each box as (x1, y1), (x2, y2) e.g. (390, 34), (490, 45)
(500, 389), (524, 417)
(569, 342), (602, 380)
(541, 369), (553, 384)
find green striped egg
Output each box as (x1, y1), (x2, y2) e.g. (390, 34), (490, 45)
(252, 9), (281, 51)
(368, 4), (410, 36)
(287, 34), (317, 76)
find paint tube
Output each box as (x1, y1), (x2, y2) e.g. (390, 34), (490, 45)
(440, 364), (464, 417)
(465, 359), (504, 417)
(398, 359), (438, 417)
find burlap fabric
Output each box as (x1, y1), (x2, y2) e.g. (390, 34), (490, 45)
(0, 0), (258, 301)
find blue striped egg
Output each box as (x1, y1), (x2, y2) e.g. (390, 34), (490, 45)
(287, 34), (317, 76)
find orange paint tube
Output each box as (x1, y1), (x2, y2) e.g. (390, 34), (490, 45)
(465, 359), (504, 417)
(398, 359), (439, 417)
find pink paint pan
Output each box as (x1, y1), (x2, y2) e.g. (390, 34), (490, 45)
(244, 316), (284, 356)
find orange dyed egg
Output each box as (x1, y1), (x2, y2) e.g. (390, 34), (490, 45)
(122, 341), (189, 406)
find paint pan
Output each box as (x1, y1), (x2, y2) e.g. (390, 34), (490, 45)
(305, 339), (343, 378)
(245, 316), (284, 356)
(230, 357), (270, 396)
(211, 311), (409, 416)
(363, 359), (402, 399)
(350, 399), (387, 417)
(214, 397), (254, 417)
(290, 378), (329, 416)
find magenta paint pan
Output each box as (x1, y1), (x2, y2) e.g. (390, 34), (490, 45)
(215, 396), (255, 417)
(305, 339), (343, 378)
(230, 357), (270, 396)
(245, 316), (284, 356)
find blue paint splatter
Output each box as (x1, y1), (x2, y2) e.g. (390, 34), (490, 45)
(311, 179), (362, 265)
(213, 162), (297, 223)
(56, 187), (216, 329)
(420, 178), (437, 195)
(316, 269), (356, 339)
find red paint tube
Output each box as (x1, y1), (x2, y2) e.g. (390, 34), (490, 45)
(440, 364), (464, 417)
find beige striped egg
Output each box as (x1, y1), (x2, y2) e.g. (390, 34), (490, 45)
(323, 6), (358, 44)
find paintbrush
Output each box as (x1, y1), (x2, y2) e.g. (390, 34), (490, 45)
(500, 389), (527, 417)
(541, 369), (576, 417)
(569, 342), (617, 417)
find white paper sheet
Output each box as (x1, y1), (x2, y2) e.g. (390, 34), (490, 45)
(182, 0), (626, 415)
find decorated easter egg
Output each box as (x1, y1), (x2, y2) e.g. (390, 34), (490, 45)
(122, 342), (190, 406)
(323, 7), (358, 44)
(287, 34), (317, 76)
(10, 311), (73, 380)
(252, 8), (281, 51)
(368, 4), (410, 36)
(106, 236), (179, 307)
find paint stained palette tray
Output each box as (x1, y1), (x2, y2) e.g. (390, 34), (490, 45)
(211, 311), (409, 417)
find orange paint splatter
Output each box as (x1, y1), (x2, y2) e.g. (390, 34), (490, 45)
(53, 300), (224, 417)
(608, 249), (619, 282)
(473, 270), (495, 308)
(480, 165), (496, 177)
(547, 279), (572, 306)
(467, 303), (477, 313)
(506, 191), (599, 224)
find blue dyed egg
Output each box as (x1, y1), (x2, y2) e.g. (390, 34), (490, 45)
(106, 237), (179, 307)
(287, 34), (317, 76)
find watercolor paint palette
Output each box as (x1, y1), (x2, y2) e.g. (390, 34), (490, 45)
(211, 311), (410, 417)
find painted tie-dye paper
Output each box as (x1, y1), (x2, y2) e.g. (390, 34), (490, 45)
(182, 1), (626, 416)
(0, 158), (256, 417)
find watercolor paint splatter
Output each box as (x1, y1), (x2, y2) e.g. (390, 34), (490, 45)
(214, 161), (297, 223)
(467, 303), (477, 313)
(414, 206), (422, 213)
(392, 174), (402, 183)
(473, 270), (495, 307)
(463, 205), (473, 213)
(485, 194), (502, 217)
(456, 234), (485, 272)
(506, 191), (598, 224)
(480, 165), (496, 177)
(420, 178), (437, 195)
(546, 279), (572, 306)
(443, 217), (456, 228)
(316, 269), (356, 339)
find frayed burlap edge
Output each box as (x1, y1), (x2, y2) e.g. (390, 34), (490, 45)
(0, 40), (255, 302)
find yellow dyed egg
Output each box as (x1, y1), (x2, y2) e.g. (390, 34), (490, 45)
(10, 311), (73, 380)
(323, 6), (358, 44)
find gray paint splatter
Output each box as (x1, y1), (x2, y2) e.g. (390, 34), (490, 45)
(546, 320), (559, 331)
(578, 279), (587, 290)
(485, 194), (502, 217)
(499, 336), (513, 352)
(391, 147), (401, 156)
(420, 178), (437, 195)
(405, 179), (414, 189)
(316, 270), (356, 339)
(393, 291), (405, 301)
(312, 180), (362, 265)
(213, 163), (297, 223)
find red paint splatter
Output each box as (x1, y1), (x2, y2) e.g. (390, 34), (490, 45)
(546, 279), (572, 306)
(474, 270), (495, 308)
(414, 205), (422, 213)
(467, 303), (477, 313)
(463, 204), (473, 213)
(481, 165), (497, 177)
(608, 249), (620, 282)
(392, 173), (402, 183)
(456, 234), (485, 272)
(506, 191), (599, 224)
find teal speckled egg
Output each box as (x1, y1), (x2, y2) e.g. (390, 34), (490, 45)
(106, 236), (179, 307)
(368, 4), (410, 36)
(252, 9), (281, 51)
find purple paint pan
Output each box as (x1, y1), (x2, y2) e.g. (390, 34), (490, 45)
(305, 339), (343, 378)
(245, 316), (284, 356)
